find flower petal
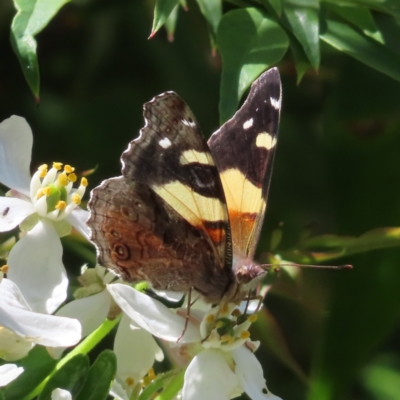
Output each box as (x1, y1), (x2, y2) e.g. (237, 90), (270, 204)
(153, 289), (184, 302)
(7, 220), (68, 313)
(0, 364), (24, 386)
(0, 278), (81, 347)
(0, 197), (34, 232)
(232, 346), (282, 400)
(0, 327), (34, 361)
(114, 314), (162, 395)
(66, 208), (90, 240)
(107, 284), (201, 343)
(0, 116), (32, 196)
(56, 290), (111, 337)
(51, 388), (72, 400)
(109, 379), (130, 400)
(182, 349), (240, 400)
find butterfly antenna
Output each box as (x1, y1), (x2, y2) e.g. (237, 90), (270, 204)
(261, 263), (353, 272)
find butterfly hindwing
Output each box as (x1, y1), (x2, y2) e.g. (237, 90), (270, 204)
(208, 68), (282, 258)
(121, 92), (231, 269)
(87, 177), (232, 302)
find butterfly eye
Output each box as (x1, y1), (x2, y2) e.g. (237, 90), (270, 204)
(112, 243), (130, 261)
(109, 228), (121, 238)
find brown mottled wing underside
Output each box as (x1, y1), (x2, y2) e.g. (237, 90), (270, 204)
(87, 177), (232, 303)
(121, 92), (231, 269)
(208, 68), (282, 258)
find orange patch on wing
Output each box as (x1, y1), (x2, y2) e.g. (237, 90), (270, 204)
(228, 210), (257, 252)
(203, 226), (226, 245)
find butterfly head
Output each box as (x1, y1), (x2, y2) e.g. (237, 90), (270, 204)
(224, 253), (266, 302)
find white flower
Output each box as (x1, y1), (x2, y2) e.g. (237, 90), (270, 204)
(51, 388), (72, 400)
(107, 284), (282, 400)
(0, 273), (81, 361)
(55, 265), (163, 399)
(0, 115), (89, 313)
(0, 364), (24, 386)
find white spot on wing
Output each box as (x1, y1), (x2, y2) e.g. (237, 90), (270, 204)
(270, 96), (281, 110)
(243, 118), (254, 130)
(256, 132), (277, 149)
(159, 138), (172, 149)
(181, 119), (196, 128)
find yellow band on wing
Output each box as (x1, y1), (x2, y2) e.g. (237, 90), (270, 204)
(179, 149), (215, 166)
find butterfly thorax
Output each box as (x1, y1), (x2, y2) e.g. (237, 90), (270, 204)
(223, 252), (266, 303)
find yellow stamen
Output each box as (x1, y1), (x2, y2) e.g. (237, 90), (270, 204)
(42, 187), (52, 197)
(206, 314), (215, 323)
(64, 165), (75, 174)
(215, 321), (224, 329)
(55, 201), (67, 211)
(221, 303), (229, 314)
(248, 314), (258, 323)
(68, 172), (77, 183)
(220, 334), (231, 342)
(36, 188), (45, 199)
(80, 177), (88, 187)
(1, 265), (9, 273)
(57, 173), (68, 186)
(38, 164), (48, 178)
(72, 193), (81, 205)
(53, 162), (63, 170)
(240, 331), (251, 339)
(125, 377), (134, 387)
(147, 368), (156, 380)
(228, 336), (236, 345)
(142, 376), (152, 386)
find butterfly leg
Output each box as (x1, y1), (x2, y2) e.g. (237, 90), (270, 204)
(176, 287), (193, 343)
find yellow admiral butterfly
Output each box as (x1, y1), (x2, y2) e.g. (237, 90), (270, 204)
(87, 68), (282, 303)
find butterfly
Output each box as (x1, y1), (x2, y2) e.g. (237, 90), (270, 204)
(87, 67), (282, 304)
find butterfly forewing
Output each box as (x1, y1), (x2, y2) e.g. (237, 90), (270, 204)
(208, 68), (282, 258)
(121, 92), (231, 269)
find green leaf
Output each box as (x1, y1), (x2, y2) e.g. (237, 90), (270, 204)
(164, 4), (179, 42)
(10, 0), (70, 100)
(217, 7), (289, 123)
(283, 3), (320, 69)
(259, 0), (282, 16)
(362, 357), (400, 400)
(38, 354), (89, 400)
(269, 0), (282, 15)
(320, 18), (400, 83)
(139, 369), (183, 400)
(288, 34), (311, 83)
(322, 0), (400, 19)
(195, 0), (222, 49)
(150, 0), (180, 38)
(75, 350), (117, 400)
(285, 0), (318, 7)
(327, 3), (384, 43)
(282, 227), (400, 263)
(4, 347), (57, 400)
